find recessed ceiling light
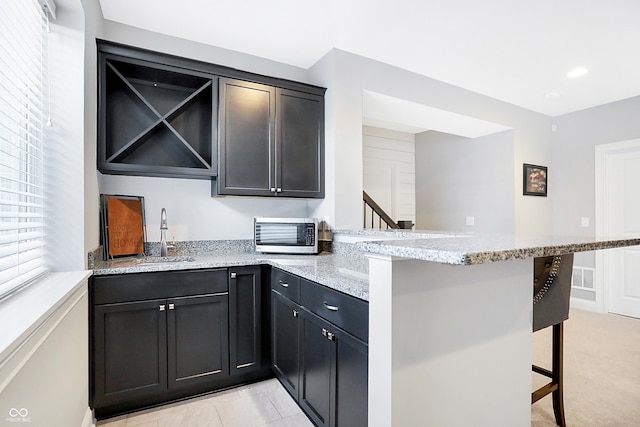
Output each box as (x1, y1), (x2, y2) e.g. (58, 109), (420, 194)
(567, 67), (589, 78)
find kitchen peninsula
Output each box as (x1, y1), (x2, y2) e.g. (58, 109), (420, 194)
(354, 232), (640, 427)
(90, 231), (640, 426)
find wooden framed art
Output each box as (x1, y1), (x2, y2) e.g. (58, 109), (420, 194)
(523, 163), (548, 196)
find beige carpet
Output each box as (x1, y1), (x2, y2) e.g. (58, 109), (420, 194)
(532, 308), (640, 426)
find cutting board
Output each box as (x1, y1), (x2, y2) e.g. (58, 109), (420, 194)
(102, 195), (146, 258)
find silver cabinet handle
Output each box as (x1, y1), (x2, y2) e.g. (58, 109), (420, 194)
(168, 303), (175, 310)
(270, 187), (276, 192)
(323, 301), (339, 311)
(230, 272), (237, 279)
(293, 310), (298, 318)
(276, 188), (282, 193)
(159, 304), (165, 311)
(279, 280), (289, 288)
(321, 328), (335, 341)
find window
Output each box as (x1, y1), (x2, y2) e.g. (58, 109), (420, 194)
(0, 0), (52, 299)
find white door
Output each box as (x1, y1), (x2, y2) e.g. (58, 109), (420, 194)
(597, 139), (640, 318)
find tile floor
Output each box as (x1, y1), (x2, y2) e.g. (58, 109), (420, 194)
(96, 378), (314, 427)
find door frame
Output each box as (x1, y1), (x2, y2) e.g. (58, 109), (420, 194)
(595, 138), (640, 313)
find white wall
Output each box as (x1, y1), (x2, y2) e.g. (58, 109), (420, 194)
(45, 0), (87, 271)
(415, 130), (515, 233)
(0, 279), (90, 427)
(82, 0), (105, 262)
(552, 95), (640, 269)
(363, 126), (415, 226)
(102, 176), (310, 241)
(308, 49), (552, 233)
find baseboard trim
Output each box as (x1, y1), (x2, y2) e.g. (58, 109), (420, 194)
(570, 297), (596, 312)
(82, 407), (95, 427)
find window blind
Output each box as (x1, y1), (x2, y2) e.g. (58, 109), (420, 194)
(0, 0), (49, 299)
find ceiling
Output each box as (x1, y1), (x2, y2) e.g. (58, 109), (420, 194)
(98, 0), (640, 117)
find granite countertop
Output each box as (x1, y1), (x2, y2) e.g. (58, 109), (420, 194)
(92, 245), (370, 301)
(353, 233), (640, 265)
(91, 232), (640, 300)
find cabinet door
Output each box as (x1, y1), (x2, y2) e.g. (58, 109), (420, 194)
(276, 88), (324, 198)
(334, 327), (368, 427)
(167, 294), (229, 389)
(229, 267), (263, 375)
(218, 78), (276, 196)
(272, 290), (301, 399)
(299, 309), (334, 427)
(93, 299), (167, 406)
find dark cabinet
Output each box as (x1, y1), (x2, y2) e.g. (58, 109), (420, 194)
(271, 269), (368, 427)
(97, 41), (324, 193)
(272, 290), (301, 399)
(92, 294), (229, 409)
(276, 88), (324, 198)
(90, 267), (272, 419)
(168, 294), (229, 387)
(93, 299), (168, 405)
(229, 266), (263, 375)
(91, 270), (229, 417)
(299, 308), (368, 427)
(217, 79), (275, 196)
(97, 42), (217, 179)
(215, 78), (325, 198)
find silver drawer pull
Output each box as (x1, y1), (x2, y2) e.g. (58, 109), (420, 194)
(169, 303), (175, 310)
(230, 272), (237, 279)
(279, 280), (289, 288)
(323, 301), (339, 311)
(159, 304), (165, 311)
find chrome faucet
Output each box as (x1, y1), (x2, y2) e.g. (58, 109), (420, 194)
(160, 208), (168, 257)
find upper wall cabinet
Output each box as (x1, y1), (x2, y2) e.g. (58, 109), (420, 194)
(97, 41), (325, 193)
(215, 79), (325, 198)
(98, 42), (217, 179)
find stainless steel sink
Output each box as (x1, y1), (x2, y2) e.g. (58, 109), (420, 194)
(135, 256), (196, 265)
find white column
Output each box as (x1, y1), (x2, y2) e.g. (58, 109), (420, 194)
(368, 256), (533, 426)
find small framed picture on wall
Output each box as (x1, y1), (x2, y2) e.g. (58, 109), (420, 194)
(523, 163), (547, 196)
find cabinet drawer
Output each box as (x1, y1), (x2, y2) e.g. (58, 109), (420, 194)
(93, 269), (228, 305)
(271, 268), (300, 303)
(300, 279), (368, 342)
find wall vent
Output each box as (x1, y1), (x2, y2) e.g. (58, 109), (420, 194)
(572, 266), (595, 292)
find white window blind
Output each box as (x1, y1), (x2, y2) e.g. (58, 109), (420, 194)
(0, 0), (49, 299)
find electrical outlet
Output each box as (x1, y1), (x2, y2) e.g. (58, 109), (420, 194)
(466, 216), (475, 226)
(581, 217), (589, 227)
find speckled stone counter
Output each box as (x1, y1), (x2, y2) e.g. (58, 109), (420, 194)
(340, 230), (640, 265)
(92, 242), (370, 301)
(352, 229), (640, 426)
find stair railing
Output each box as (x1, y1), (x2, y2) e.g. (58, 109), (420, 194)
(363, 191), (399, 229)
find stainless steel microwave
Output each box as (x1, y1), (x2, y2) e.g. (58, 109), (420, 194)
(254, 217), (319, 254)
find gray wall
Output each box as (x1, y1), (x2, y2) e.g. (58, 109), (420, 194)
(415, 130), (515, 233)
(308, 49), (553, 233)
(551, 95), (640, 268)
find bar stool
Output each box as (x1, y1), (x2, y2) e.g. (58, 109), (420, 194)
(532, 253), (574, 427)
